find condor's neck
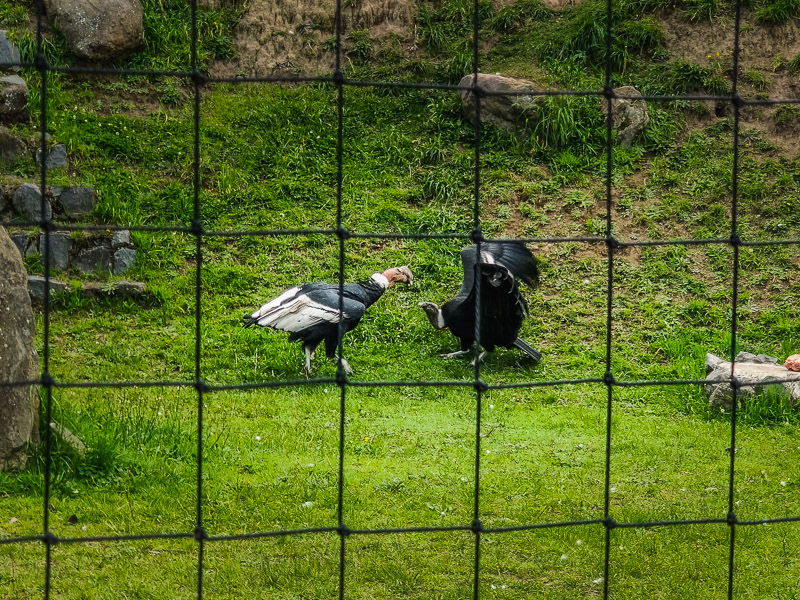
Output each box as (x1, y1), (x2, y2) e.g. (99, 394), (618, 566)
(343, 274), (388, 308)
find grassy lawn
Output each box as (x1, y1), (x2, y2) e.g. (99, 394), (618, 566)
(2, 0), (800, 597)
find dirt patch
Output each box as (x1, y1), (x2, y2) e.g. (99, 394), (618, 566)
(659, 9), (800, 156)
(660, 9), (800, 68)
(212, 0), (420, 77)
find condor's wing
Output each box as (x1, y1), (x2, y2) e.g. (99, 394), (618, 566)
(479, 241), (539, 288)
(244, 283), (366, 333)
(453, 244), (483, 303)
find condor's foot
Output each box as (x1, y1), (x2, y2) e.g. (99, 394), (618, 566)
(439, 350), (471, 359)
(335, 355), (354, 376)
(469, 351), (487, 367)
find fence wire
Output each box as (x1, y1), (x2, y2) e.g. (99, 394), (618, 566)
(1, 0), (800, 598)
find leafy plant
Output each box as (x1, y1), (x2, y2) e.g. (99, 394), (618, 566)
(744, 68), (770, 91)
(348, 30), (373, 64)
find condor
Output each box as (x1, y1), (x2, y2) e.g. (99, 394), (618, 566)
(245, 266), (413, 375)
(418, 241), (541, 364)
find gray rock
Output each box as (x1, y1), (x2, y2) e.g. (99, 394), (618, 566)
(13, 183), (50, 222)
(113, 280), (146, 297)
(39, 232), (72, 271)
(82, 280), (146, 298)
(459, 73), (543, 133)
(49, 422), (86, 457)
(111, 229), (131, 248)
(0, 31), (21, 72)
(43, 0), (144, 62)
(9, 233), (26, 257)
(58, 187), (95, 219)
(0, 74), (29, 123)
(0, 226), (40, 470)
(705, 352), (800, 411)
(36, 143), (67, 170)
(112, 247), (135, 274)
(0, 125), (27, 163)
(10, 233), (37, 257)
(73, 245), (112, 274)
(608, 86), (650, 149)
(27, 275), (68, 301)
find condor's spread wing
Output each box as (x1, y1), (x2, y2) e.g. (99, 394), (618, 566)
(456, 241), (539, 300)
(244, 283), (367, 333)
(479, 241), (539, 288)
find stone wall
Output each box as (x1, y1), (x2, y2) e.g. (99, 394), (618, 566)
(3, 182), (138, 278)
(9, 228), (137, 276)
(1, 183), (95, 223)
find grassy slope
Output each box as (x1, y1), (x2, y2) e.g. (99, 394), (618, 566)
(1, 0), (800, 598)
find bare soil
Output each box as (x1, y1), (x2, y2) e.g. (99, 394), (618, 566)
(659, 8), (800, 155)
(212, 0), (420, 78)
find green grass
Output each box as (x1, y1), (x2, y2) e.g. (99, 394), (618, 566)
(2, 1), (800, 598)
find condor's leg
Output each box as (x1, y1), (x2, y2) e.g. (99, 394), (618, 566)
(303, 346), (315, 377)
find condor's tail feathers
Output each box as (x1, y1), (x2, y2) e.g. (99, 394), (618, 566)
(513, 337), (542, 362)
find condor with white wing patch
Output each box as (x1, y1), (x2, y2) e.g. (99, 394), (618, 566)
(243, 265), (413, 376)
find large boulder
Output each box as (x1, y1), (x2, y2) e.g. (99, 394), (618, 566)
(458, 73), (543, 133)
(705, 352), (800, 411)
(43, 0), (144, 62)
(0, 226), (40, 470)
(608, 86), (650, 149)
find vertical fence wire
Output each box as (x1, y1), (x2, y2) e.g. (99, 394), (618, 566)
(726, 0), (745, 596)
(1, 0), (799, 598)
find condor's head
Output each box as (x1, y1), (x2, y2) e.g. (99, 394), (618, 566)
(418, 301), (446, 330)
(381, 266), (414, 287)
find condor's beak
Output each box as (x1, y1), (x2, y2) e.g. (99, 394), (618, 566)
(397, 266), (414, 286)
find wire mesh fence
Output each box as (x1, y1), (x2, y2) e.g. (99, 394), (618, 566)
(1, 0), (800, 597)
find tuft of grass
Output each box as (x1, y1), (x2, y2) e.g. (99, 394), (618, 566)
(739, 386), (800, 427)
(788, 52), (800, 74)
(127, 0), (245, 72)
(774, 104), (800, 126)
(684, 0), (718, 20)
(754, 0), (800, 23)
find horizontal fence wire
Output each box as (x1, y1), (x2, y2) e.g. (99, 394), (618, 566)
(0, 0), (798, 598)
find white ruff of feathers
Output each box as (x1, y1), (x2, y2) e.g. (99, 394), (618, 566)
(371, 273), (390, 288)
